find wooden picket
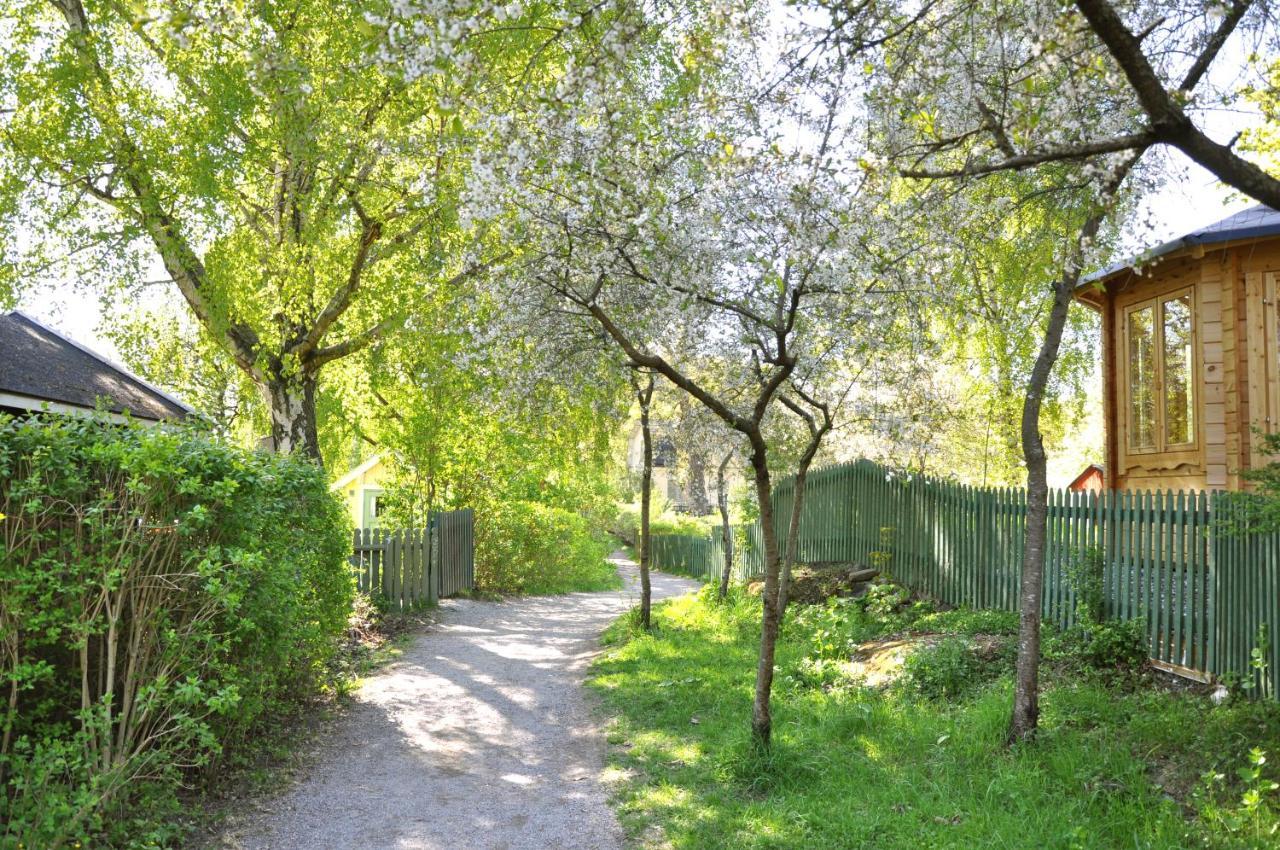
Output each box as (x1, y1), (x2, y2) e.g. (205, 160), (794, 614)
(643, 459), (1280, 698)
(435, 508), (475, 598)
(350, 508), (475, 610)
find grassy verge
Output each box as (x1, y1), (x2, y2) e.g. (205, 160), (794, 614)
(589, 586), (1280, 850)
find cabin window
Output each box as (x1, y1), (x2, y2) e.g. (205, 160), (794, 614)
(1128, 305), (1156, 449)
(1125, 289), (1195, 452)
(1163, 294), (1194, 446)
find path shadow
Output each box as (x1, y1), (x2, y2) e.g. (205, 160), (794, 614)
(228, 556), (699, 850)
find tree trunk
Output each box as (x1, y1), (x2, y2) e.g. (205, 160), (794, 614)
(637, 377), (655, 630)
(777, 466), (811, 618)
(775, 394), (829, 620)
(262, 371), (322, 462)
(686, 449), (711, 515)
(748, 436), (782, 747)
(717, 451), (734, 601)
(1008, 164), (1133, 742)
(1010, 274), (1072, 742)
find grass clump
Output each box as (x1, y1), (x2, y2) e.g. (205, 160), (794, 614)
(590, 586), (1280, 849)
(912, 607), (1019, 636)
(893, 635), (1013, 702)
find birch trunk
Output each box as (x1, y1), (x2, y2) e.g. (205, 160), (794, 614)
(686, 450), (711, 515)
(263, 372), (322, 462)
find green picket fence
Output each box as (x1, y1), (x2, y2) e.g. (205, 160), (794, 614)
(350, 508), (475, 610)
(647, 459), (1280, 698)
(650, 523), (767, 582)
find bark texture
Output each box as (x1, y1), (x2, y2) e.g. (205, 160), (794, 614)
(685, 449), (711, 515)
(633, 373), (656, 631)
(717, 451), (734, 601)
(262, 371), (322, 459)
(748, 439), (782, 746)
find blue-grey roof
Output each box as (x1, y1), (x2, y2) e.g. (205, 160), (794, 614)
(1081, 204), (1280, 286)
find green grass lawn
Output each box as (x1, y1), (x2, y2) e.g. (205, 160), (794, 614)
(589, 587), (1280, 849)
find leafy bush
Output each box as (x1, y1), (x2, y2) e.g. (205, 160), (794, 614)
(787, 656), (853, 691)
(0, 415), (352, 849)
(610, 503), (715, 545)
(894, 636), (1011, 701)
(911, 608), (1019, 637)
(1197, 747), (1280, 845)
(1048, 618), (1149, 673)
(475, 500), (619, 595)
(860, 582), (915, 621)
(1055, 544), (1149, 674)
(787, 597), (876, 660)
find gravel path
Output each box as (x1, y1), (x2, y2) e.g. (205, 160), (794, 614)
(222, 553), (699, 850)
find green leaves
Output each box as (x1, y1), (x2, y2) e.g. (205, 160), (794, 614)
(1, 0), (550, 450)
(0, 415), (352, 847)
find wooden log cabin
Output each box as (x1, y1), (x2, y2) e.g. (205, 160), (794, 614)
(1076, 205), (1280, 492)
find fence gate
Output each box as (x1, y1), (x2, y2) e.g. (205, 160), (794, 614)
(434, 508), (475, 598)
(350, 508), (475, 610)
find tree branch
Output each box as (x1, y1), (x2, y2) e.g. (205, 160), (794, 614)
(50, 0), (261, 375)
(291, 217), (382, 359)
(900, 132), (1155, 178)
(308, 315), (402, 369)
(1073, 0), (1280, 207)
(1178, 1), (1252, 92)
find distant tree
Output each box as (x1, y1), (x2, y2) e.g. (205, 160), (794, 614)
(479, 12), (931, 744)
(673, 394), (713, 516)
(104, 301), (260, 440)
(0, 0), (541, 460)
(669, 390), (747, 597)
(913, 175), (1102, 487)
(339, 279), (627, 529)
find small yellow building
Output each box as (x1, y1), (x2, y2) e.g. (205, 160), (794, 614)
(331, 454), (389, 529)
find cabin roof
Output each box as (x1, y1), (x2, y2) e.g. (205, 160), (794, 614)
(1081, 203), (1280, 287)
(0, 311), (193, 421)
(331, 453), (383, 491)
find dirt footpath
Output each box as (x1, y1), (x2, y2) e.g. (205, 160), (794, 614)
(217, 554), (698, 850)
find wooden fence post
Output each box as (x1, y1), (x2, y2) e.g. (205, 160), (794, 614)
(428, 514), (440, 605)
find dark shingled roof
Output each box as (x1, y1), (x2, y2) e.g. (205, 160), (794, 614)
(1083, 204), (1280, 285)
(0, 311), (192, 421)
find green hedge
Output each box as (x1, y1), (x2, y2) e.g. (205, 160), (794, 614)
(610, 504), (716, 546)
(0, 416), (353, 848)
(475, 500), (618, 594)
